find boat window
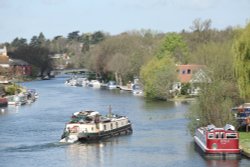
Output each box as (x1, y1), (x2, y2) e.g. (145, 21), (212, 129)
(91, 127), (94, 131)
(216, 133), (219, 138)
(208, 133), (214, 139)
(226, 133), (237, 139)
(111, 123), (113, 129)
(103, 125), (106, 130)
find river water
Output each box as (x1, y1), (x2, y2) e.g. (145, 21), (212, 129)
(0, 77), (249, 167)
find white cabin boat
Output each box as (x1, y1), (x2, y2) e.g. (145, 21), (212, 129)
(60, 109), (133, 143)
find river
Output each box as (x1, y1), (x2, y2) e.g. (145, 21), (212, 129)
(0, 77), (249, 167)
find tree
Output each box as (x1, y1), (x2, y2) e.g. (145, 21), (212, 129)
(186, 81), (237, 134)
(67, 31), (80, 41)
(140, 55), (176, 100)
(157, 33), (188, 63)
(91, 31), (105, 44)
(11, 46), (52, 76)
(186, 31), (241, 134)
(30, 33), (47, 48)
(233, 23), (250, 101)
(85, 31), (161, 84)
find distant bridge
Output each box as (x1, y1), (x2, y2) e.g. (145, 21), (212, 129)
(51, 68), (93, 76)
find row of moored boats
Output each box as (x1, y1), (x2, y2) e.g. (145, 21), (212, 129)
(0, 89), (39, 109)
(65, 77), (143, 96)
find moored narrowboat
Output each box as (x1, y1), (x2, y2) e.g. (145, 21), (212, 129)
(194, 124), (240, 157)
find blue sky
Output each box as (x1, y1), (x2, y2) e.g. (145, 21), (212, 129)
(0, 0), (249, 43)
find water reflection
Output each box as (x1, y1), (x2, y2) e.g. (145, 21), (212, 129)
(194, 143), (240, 167)
(205, 159), (239, 167)
(65, 138), (120, 167)
(0, 106), (19, 116)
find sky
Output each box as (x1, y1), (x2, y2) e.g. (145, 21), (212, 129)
(0, 0), (249, 43)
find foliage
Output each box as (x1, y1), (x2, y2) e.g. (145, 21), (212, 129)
(186, 81), (237, 135)
(4, 84), (21, 95)
(140, 55), (176, 100)
(157, 33), (188, 63)
(181, 83), (191, 95)
(185, 23), (241, 135)
(85, 31), (161, 84)
(233, 23), (250, 101)
(11, 45), (52, 76)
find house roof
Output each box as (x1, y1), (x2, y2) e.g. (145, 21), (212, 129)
(177, 64), (206, 83)
(9, 59), (30, 66)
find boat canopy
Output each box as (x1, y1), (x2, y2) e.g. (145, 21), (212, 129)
(224, 124), (235, 131)
(207, 124), (216, 131)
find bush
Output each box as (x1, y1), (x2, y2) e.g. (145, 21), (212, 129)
(4, 84), (21, 95)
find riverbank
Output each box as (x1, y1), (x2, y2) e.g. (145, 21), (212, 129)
(239, 132), (250, 158)
(169, 95), (196, 102)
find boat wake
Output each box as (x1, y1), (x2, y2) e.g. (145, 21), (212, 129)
(1, 142), (68, 153)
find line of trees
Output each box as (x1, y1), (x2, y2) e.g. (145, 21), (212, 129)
(1, 19), (249, 134)
(3, 31), (107, 77)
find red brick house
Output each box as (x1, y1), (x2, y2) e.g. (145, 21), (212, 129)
(177, 64), (206, 83)
(172, 64), (210, 95)
(9, 59), (32, 76)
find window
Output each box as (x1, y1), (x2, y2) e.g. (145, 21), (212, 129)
(103, 125), (106, 130)
(187, 69), (191, 74)
(111, 123), (113, 129)
(208, 133), (214, 139)
(226, 133), (237, 139)
(182, 70), (186, 74)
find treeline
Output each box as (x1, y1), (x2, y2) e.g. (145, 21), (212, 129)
(3, 31), (107, 77)
(1, 19), (250, 133)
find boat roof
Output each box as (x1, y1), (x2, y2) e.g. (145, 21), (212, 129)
(200, 124), (236, 132)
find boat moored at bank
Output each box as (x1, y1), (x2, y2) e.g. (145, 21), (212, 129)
(194, 124), (240, 158)
(60, 108), (133, 143)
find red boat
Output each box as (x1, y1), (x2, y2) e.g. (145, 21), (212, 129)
(194, 124), (240, 157)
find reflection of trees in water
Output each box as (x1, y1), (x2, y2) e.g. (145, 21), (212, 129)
(66, 139), (120, 167)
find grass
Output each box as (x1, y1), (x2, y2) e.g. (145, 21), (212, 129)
(239, 132), (250, 155)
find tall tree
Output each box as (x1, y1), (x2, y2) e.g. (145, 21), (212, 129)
(67, 31), (80, 41)
(11, 46), (52, 76)
(234, 23), (250, 101)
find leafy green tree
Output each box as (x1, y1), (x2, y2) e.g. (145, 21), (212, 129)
(157, 33), (188, 63)
(233, 23), (250, 101)
(140, 55), (176, 100)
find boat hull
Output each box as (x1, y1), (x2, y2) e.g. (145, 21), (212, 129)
(194, 136), (241, 158)
(78, 124), (132, 142)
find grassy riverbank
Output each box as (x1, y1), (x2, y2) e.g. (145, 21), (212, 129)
(239, 132), (250, 157)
